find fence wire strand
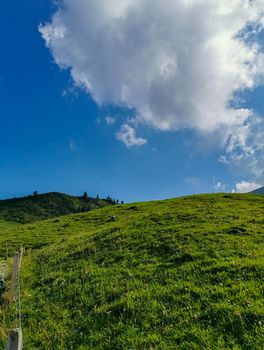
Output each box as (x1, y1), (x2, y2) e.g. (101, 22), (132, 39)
(16, 264), (22, 329)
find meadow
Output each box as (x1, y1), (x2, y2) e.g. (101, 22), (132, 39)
(0, 193), (264, 349)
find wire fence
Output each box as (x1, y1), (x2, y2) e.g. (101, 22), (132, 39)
(6, 247), (23, 350)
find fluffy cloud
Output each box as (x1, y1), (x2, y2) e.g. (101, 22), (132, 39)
(214, 181), (227, 192)
(105, 116), (116, 125)
(219, 115), (264, 182)
(233, 180), (261, 193)
(116, 124), (147, 147)
(39, 0), (264, 153)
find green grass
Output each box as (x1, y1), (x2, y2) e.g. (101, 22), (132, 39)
(1, 194), (264, 349)
(0, 219), (19, 231)
(0, 192), (113, 223)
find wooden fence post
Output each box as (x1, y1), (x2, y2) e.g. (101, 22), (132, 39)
(5, 243), (8, 259)
(6, 328), (23, 350)
(18, 247), (23, 271)
(9, 253), (19, 303)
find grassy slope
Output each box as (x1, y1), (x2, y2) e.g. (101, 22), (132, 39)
(1, 194), (264, 349)
(0, 219), (20, 263)
(0, 219), (19, 231)
(0, 192), (112, 223)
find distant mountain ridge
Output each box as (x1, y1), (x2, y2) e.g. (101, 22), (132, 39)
(0, 192), (114, 223)
(250, 186), (264, 194)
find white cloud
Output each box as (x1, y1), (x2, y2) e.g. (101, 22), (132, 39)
(116, 124), (147, 147)
(105, 116), (116, 125)
(214, 181), (227, 192)
(69, 139), (77, 152)
(219, 114), (264, 183)
(39, 0), (264, 167)
(39, 0), (264, 130)
(233, 180), (261, 193)
(185, 177), (200, 187)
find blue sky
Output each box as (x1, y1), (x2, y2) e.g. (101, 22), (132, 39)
(0, 0), (264, 202)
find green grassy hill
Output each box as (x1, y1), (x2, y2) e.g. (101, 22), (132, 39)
(0, 192), (113, 223)
(0, 219), (19, 231)
(1, 193), (264, 349)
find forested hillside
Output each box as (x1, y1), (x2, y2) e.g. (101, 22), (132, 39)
(0, 192), (114, 223)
